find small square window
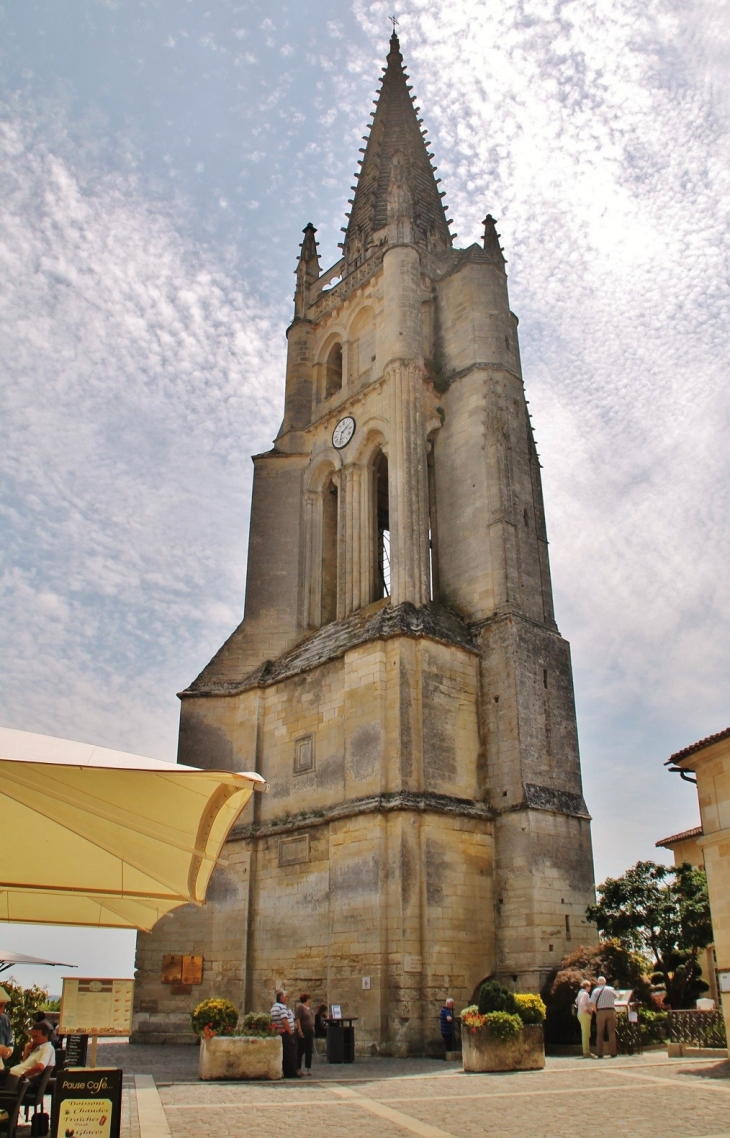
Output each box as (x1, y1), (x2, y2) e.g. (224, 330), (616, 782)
(294, 734), (314, 774)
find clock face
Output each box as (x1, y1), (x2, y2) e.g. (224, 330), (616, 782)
(332, 415), (356, 450)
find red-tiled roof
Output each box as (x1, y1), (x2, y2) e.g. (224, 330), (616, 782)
(668, 727), (730, 764)
(656, 825), (703, 849)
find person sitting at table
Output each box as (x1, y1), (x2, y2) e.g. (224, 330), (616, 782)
(0, 1021), (55, 1087)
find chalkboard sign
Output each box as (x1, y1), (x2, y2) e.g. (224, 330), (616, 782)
(51, 1068), (122, 1138)
(65, 1036), (88, 1068)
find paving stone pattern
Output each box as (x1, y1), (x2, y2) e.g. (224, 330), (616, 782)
(143, 1049), (730, 1138)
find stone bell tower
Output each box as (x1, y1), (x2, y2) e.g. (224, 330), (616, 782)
(132, 31), (595, 1053)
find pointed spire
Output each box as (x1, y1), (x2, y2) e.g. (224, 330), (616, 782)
(482, 215), (506, 268)
(343, 31), (451, 272)
(294, 223), (321, 317)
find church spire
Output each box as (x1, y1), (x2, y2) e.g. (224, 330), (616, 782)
(342, 31), (452, 272)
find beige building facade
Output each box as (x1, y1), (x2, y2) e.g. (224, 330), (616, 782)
(668, 728), (730, 1034)
(133, 32), (595, 1053)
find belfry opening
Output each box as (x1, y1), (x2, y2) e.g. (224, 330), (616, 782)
(374, 450), (390, 599)
(321, 472), (338, 624)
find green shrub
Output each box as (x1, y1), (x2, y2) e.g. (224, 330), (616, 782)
(478, 980), (518, 1016)
(191, 998), (239, 1038)
(484, 1011), (523, 1043)
(638, 1008), (668, 1044)
(514, 994), (546, 1025)
(241, 1012), (275, 1038)
(1, 978), (49, 1065)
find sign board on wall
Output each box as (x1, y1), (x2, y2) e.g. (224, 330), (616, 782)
(718, 971), (730, 993)
(60, 979), (134, 1036)
(161, 955), (203, 985)
(51, 1068), (122, 1138)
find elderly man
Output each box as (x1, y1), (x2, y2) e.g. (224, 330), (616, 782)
(591, 976), (618, 1058)
(0, 989), (13, 1063)
(440, 998), (456, 1053)
(270, 991), (300, 1079)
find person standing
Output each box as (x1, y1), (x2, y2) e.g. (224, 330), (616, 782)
(439, 998), (456, 1053)
(575, 980), (594, 1057)
(0, 988), (14, 1063)
(295, 993), (315, 1075)
(271, 990), (300, 1078)
(591, 976), (617, 1058)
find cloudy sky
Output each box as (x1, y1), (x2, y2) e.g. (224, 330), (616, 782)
(1, 0), (729, 990)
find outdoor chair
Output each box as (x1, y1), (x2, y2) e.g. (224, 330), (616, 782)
(44, 1050), (65, 1109)
(0, 1078), (30, 1138)
(22, 1065), (53, 1123)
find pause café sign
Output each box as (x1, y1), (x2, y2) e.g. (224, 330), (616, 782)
(52, 1069), (122, 1138)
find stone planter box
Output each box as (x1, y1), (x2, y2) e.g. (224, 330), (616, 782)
(462, 1023), (545, 1073)
(199, 1035), (282, 1080)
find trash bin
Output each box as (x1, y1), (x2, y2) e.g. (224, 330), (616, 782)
(326, 1019), (344, 1063)
(325, 1017), (358, 1063)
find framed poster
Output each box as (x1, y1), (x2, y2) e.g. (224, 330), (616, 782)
(51, 1068), (122, 1138)
(60, 979), (134, 1037)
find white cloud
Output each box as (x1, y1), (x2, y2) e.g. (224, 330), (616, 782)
(0, 101), (285, 761)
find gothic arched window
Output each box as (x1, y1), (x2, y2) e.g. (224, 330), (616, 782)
(325, 342), (343, 398)
(321, 473), (339, 624)
(373, 450), (390, 599)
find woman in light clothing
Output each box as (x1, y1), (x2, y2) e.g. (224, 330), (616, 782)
(576, 979), (594, 1057)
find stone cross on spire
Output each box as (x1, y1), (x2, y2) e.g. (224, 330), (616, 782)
(341, 29), (451, 270)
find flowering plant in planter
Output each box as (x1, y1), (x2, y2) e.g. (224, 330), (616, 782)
(461, 1006), (488, 1033)
(514, 994), (546, 1025)
(191, 998), (239, 1038)
(483, 1011), (523, 1043)
(240, 1012), (278, 1038)
(461, 1006), (524, 1042)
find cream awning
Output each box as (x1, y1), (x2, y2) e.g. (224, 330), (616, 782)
(0, 728), (265, 931)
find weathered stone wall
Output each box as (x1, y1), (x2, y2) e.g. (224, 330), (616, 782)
(135, 629), (496, 1050)
(134, 805), (494, 1051)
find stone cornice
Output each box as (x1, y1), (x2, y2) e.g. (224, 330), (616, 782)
(229, 790), (495, 841)
(183, 601), (479, 697)
(443, 361), (523, 387)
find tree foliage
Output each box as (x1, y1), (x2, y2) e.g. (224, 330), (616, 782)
(1, 977), (49, 1065)
(586, 860), (713, 1008)
(541, 940), (653, 1044)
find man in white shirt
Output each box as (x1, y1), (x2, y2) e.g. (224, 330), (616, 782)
(270, 992), (299, 1078)
(590, 976), (617, 1058)
(0, 1021), (55, 1090)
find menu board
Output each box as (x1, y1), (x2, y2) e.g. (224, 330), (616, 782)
(60, 979), (134, 1037)
(51, 1068), (122, 1138)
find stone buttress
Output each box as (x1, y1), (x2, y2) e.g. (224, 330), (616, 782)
(132, 32), (595, 1053)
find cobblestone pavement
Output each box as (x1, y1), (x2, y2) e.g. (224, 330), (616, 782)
(148, 1048), (730, 1138)
(38, 1044), (730, 1138)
